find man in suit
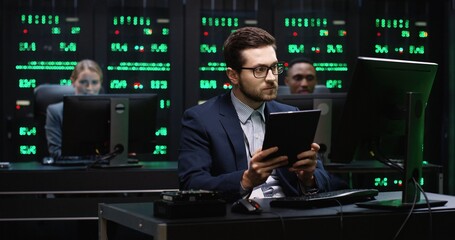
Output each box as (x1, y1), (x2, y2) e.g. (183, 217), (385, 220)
(178, 27), (342, 200)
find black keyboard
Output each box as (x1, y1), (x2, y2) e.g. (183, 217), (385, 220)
(53, 159), (101, 166)
(270, 188), (379, 208)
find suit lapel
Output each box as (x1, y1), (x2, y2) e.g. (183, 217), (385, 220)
(218, 93), (248, 169)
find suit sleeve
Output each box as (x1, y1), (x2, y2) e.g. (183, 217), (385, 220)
(45, 104), (63, 159)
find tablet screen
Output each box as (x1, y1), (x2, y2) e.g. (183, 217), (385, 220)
(262, 109), (321, 166)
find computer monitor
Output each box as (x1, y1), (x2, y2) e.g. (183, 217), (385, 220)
(330, 56), (446, 208)
(61, 93), (158, 167)
(274, 92), (347, 163)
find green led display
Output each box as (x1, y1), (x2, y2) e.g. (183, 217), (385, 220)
(319, 29), (329, 36)
(151, 43), (168, 53)
(419, 31), (428, 38)
(113, 16), (152, 26)
(375, 18), (409, 29)
(200, 80), (217, 89)
(143, 28), (153, 35)
(51, 27), (61, 34)
(59, 79), (72, 86)
(107, 62), (170, 71)
(110, 80), (130, 89)
(374, 177), (388, 187)
(16, 61), (77, 71)
(201, 17), (239, 27)
(19, 145), (37, 155)
(111, 43), (128, 52)
(150, 80), (167, 89)
(162, 28), (169, 35)
(200, 44), (217, 53)
(59, 42), (77, 52)
(314, 62), (348, 72)
(288, 44), (304, 54)
(153, 145), (167, 155)
(155, 127), (167, 136)
(326, 79), (343, 89)
(19, 79), (36, 88)
(338, 30), (347, 37)
(19, 127), (37, 136)
(19, 42), (37, 52)
(71, 27), (80, 34)
(374, 44), (389, 54)
(199, 62), (226, 72)
(159, 99), (170, 109)
(284, 18), (328, 28)
(409, 45), (425, 54)
(327, 44), (343, 53)
(21, 14), (59, 25)
(401, 30), (410, 38)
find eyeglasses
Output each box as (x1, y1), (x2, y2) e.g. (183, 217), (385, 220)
(239, 62), (284, 78)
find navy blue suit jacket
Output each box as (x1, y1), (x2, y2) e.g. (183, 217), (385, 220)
(178, 92), (337, 199)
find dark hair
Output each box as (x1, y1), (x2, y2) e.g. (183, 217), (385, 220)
(288, 57), (314, 68)
(223, 27), (276, 72)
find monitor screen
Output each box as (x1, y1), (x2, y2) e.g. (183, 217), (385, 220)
(274, 92), (347, 163)
(330, 57), (437, 164)
(329, 56), (439, 207)
(61, 93), (158, 167)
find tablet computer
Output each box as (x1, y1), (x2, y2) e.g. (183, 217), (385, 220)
(262, 109), (321, 166)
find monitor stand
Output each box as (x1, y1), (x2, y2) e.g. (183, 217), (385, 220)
(92, 98), (143, 169)
(313, 98), (332, 164)
(356, 92), (446, 209)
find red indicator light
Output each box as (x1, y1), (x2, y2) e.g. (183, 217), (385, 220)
(16, 105), (21, 110)
(292, 32), (298, 37)
(133, 82), (143, 89)
(376, 32), (381, 37)
(114, 30), (120, 35)
(203, 31), (209, 36)
(23, 29), (28, 34)
(315, 49), (321, 54)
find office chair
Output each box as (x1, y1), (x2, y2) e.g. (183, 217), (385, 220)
(33, 84), (75, 161)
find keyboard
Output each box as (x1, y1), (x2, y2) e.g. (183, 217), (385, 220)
(269, 188), (379, 208)
(53, 157), (139, 167)
(53, 159), (103, 166)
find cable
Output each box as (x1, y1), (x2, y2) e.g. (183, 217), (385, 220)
(368, 140), (404, 173)
(87, 145), (124, 168)
(333, 199), (344, 240)
(414, 178), (433, 240)
(393, 178), (418, 240)
(392, 177), (433, 240)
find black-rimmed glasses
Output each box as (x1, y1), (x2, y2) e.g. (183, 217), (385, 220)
(239, 62), (284, 78)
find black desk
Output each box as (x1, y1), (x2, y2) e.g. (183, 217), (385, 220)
(0, 161), (178, 220)
(99, 192), (455, 240)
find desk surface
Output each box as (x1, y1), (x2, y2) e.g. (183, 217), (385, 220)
(0, 161), (178, 193)
(0, 161), (179, 220)
(99, 191), (455, 240)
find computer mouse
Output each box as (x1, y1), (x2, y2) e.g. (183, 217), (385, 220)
(231, 198), (262, 214)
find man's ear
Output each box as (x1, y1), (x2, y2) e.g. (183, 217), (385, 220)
(226, 67), (239, 85)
